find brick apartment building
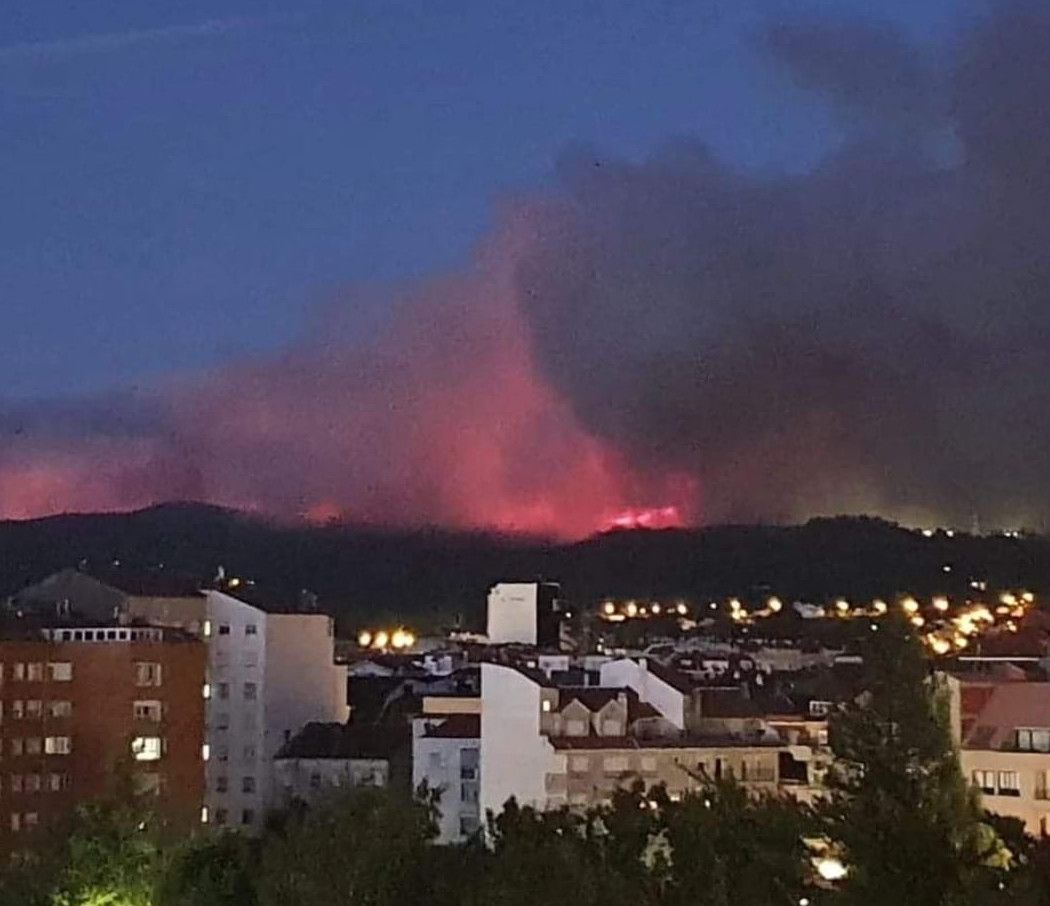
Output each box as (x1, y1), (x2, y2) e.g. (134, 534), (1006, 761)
(0, 623), (206, 849)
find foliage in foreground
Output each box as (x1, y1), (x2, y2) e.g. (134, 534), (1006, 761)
(4, 618), (1050, 904)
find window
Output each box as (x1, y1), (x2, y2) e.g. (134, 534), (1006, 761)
(131, 737), (163, 762)
(460, 784), (478, 804)
(12, 664), (24, 681)
(10, 739), (22, 756)
(215, 808), (228, 826)
(569, 755), (590, 774)
(25, 701), (42, 719)
(47, 773), (67, 792)
(973, 769), (996, 794)
(134, 662), (162, 687)
(218, 624), (230, 636)
(45, 736), (71, 755)
(9, 814), (19, 833)
(24, 738), (41, 756)
(218, 683), (229, 700)
(541, 699), (552, 713)
(214, 713), (230, 731)
(241, 809), (255, 826)
(565, 719), (587, 737)
(215, 776), (228, 793)
(243, 682), (257, 701)
(10, 701), (23, 719)
(24, 775), (40, 793)
(201, 744), (211, 762)
(26, 664), (44, 682)
(134, 774), (163, 796)
(203, 620), (213, 638)
(48, 701), (72, 718)
(600, 719), (621, 736)
(24, 813), (37, 830)
(309, 772), (322, 790)
(217, 745), (229, 763)
(245, 624), (257, 636)
(47, 663), (72, 682)
(603, 755), (629, 774)
(200, 807), (209, 824)
(458, 815), (480, 838)
(133, 701), (163, 722)
(202, 683), (211, 700)
(999, 771), (1022, 797)
(809, 700), (832, 717)
(10, 775), (22, 793)
(242, 776), (256, 794)
(1017, 728), (1050, 753)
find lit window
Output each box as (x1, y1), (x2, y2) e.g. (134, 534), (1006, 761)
(973, 769), (996, 794)
(44, 736), (71, 755)
(200, 806), (209, 824)
(202, 683), (212, 700)
(134, 662), (163, 687)
(203, 620), (213, 638)
(131, 737), (163, 762)
(12, 664), (24, 681)
(201, 744), (211, 762)
(541, 700), (552, 713)
(48, 701), (72, 718)
(1018, 728), (1050, 753)
(10, 701), (23, 719)
(133, 701), (163, 722)
(243, 682), (257, 701)
(26, 664), (44, 682)
(47, 773), (67, 792)
(47, 663), (72, 682)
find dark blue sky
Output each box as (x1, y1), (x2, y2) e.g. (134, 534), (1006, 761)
(1, 0), (968, 399)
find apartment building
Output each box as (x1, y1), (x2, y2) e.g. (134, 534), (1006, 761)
(129, 585), (349, 830)
(951, 676), (1050, 835)
(14, 569), (349, 831)
(413, 712), (481, 843)
(478, 662), (788, 822)
(0, 623), (206, 849)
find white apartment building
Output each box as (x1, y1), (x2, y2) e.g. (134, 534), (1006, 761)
(128, 585), (348, 831)
(412, 713), (481, 843)
(485, 582), (561, 646)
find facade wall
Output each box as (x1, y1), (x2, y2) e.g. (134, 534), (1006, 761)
(961, 749), (1050, 836)
(556, 745), (779, 807)
(412, 726), (480, 843)
(600, 659), (686, 729)
(0, 635), (205, 849)
(480, 664), (565, 819)
(273, 756), (387, 809)
(486, 583), (539, 645)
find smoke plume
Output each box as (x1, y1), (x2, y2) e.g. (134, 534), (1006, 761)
(2, 4), (1049, 534)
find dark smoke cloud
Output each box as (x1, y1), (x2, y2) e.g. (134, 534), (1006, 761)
(2, 4), (1049, 534)
(515, 3), (1050, 529)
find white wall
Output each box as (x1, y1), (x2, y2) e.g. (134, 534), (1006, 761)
(600, 659), (686, 729)
(412, 720), (480, 843)
(486, 583), (539, 645)
(479, 664), (563, 822)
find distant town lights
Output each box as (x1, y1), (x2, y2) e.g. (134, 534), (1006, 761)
(902, 597), (920, 615)
(767, 597), (783, 613)
(625, 602), (639, 618)
(603, 602), (616, 615)
(933, 596), (950, 612)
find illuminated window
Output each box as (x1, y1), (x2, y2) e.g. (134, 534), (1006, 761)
(1018, 728), (1050, 753)
(203, 620), (213, 638)
(134, 662), (163, 687)
(47, 773), (68, 792)
(201, 744), (211, 762)
(12, 664), (24, 681)
(26, 664), (44, 682)
(48, 701), (72, 718)
(200, 807), (209, 824)
(541, 700), (552, 713)
(47, 663), (72, 682)
(973, 769), (996, 794)
(44, 736), (71, 755)
(202, 683), (212, 700)
(131, 737), (163, 762)
(10, 701), (23, 719)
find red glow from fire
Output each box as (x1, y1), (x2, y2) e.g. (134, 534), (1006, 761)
(602, 505), (683, 532)
(0, 214), (697, 538)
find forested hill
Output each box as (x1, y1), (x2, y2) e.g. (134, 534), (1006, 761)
(0, 504), (1047, 632)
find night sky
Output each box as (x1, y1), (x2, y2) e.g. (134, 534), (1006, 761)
(2, 0), (1046, 536)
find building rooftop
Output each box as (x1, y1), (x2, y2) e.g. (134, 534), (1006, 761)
(275, 721), (407, 760)
(961, 681), (1050, 751)
(547, 733), (785, 751)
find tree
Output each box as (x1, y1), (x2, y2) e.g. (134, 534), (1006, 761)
(256, 787), (439, 906)
(821, 614), (1007, 906)
(155, 832), (258, 906)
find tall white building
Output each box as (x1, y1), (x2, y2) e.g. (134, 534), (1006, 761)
(412, 713), (480, 843)
(129, 585), (348, 830)
(486, 582), (561, 646)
